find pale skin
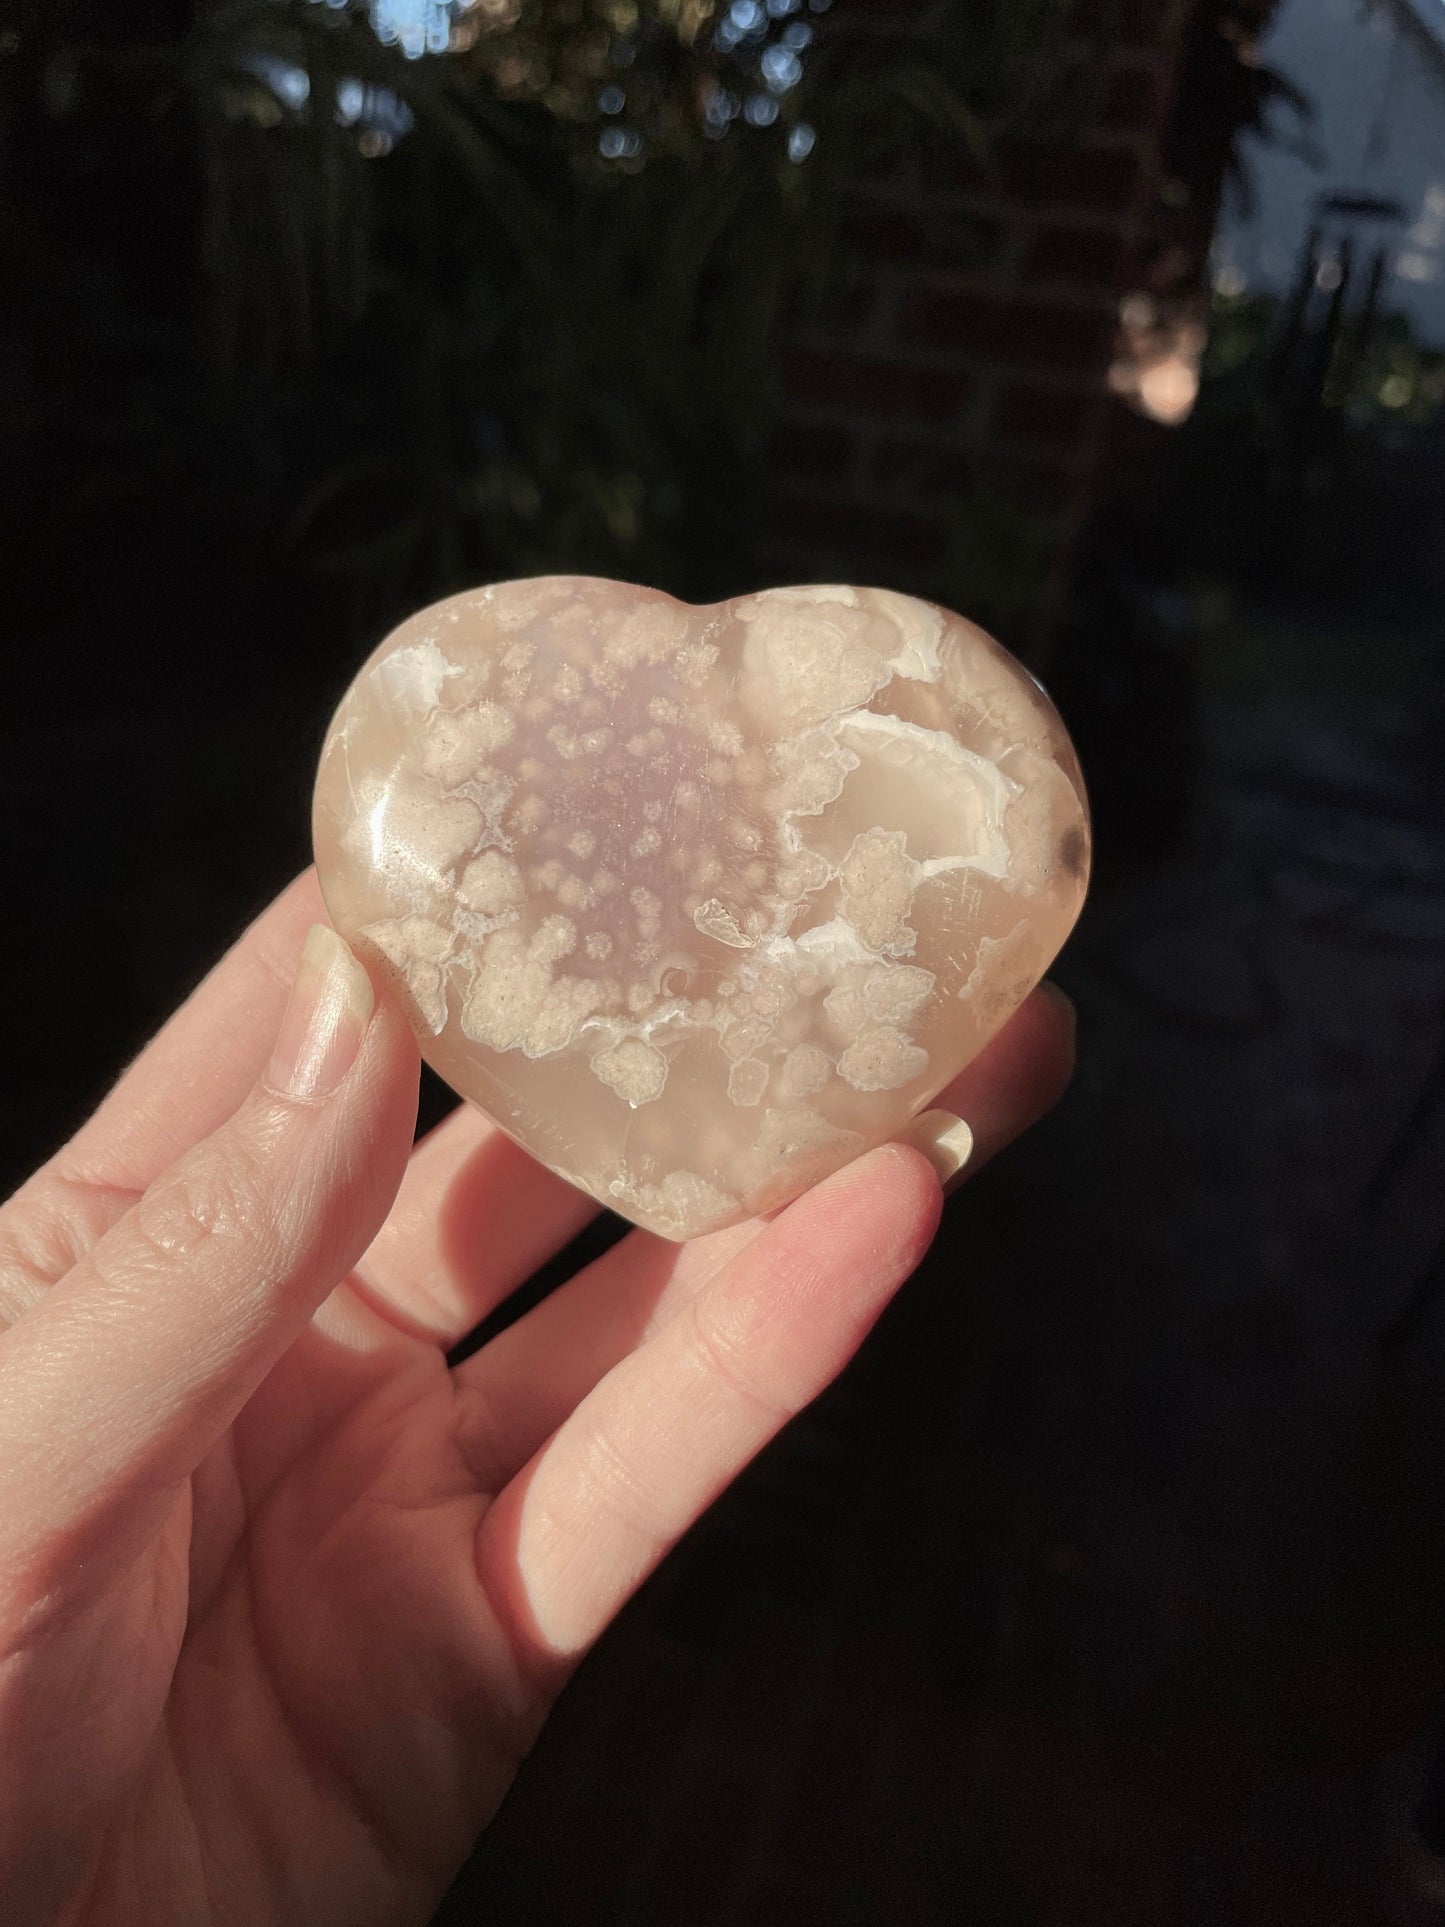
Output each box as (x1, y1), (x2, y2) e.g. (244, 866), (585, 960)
(0, 871), (1074, 1925)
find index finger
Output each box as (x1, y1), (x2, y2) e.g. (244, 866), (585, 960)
(476, 1140), (942, 1672)
(0, 872), (326, 1320)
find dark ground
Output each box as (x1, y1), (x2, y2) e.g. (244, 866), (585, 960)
(8, 476), (1445, 1920)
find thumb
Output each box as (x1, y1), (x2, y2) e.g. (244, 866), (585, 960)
(0, 925), (418, 1616)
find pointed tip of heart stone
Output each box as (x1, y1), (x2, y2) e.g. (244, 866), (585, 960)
(313, 576), (1090, 1239)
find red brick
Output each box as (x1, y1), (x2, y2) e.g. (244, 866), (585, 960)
(773, 495), (949, 566)
(996, 139), (1142, 212)
(778, 347), (972, 423)
(1058, 51), (1166, 134)
(781, 275), (879, 339)
(1102, 61), (1164, 132)
(1023, 222), (1127, 290)
(995, 381), (1100, 449)
(895, 290), (1116, 372)
(841, 205), (1003, 273)
(1070, 0), (1177, 40)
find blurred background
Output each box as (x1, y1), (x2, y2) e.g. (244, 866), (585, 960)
(5, 0), (1445, 1918)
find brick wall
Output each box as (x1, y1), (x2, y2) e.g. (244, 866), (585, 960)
(762, 1), (1197, 646)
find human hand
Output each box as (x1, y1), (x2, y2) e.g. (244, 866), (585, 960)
(0, 871), (1073, 1925)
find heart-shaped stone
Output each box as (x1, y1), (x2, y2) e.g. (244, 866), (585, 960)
(313, 577), (1089, 1239)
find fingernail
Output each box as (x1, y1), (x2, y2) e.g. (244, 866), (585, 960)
(266, 924), (375, 1102)
(896, 1109), (975, 1197)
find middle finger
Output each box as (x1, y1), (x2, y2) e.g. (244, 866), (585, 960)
(450, 982), (1076, 1483)
(362, 981), (1073, 1353)
(350, 1103), (600, 1341)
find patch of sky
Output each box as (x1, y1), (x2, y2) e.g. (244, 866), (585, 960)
(313, 0), (466, 59)
(243, 51), (312, 108)
(760, 43), (801, 91)
(243, 50), (415, 138)
(599, 126), (643, 159)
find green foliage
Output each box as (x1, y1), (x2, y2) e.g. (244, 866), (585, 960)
(1202, 285), (1445, 429)
(3, 0), (1091, 639)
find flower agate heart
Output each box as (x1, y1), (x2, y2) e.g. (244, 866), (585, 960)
(313, 577), (1089, 1239)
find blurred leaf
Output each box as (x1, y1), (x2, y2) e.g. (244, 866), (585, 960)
(3, 0), (1094, 630)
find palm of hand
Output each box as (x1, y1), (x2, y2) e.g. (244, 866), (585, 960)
(0, 875), (1071, 1926)
(122, 1332), (522, 1925)
(20, 1255), (582, 1925)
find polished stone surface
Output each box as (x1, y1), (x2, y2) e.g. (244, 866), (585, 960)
(313, 577), (1090, 1238)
